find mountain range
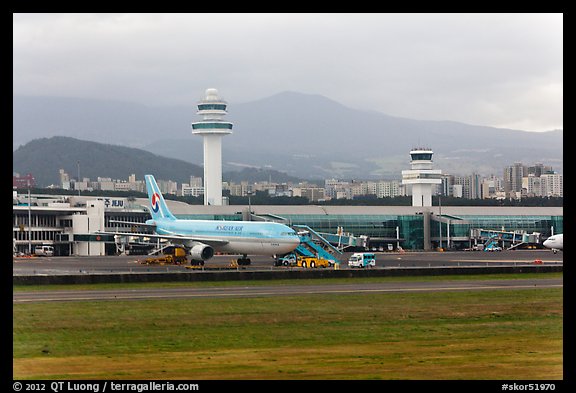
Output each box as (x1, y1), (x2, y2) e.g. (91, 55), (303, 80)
(13, 92), (563, 180)
(13, 136), (303, 188)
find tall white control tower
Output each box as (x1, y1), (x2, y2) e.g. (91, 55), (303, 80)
(191, 88), (233, 206)
(401, 147), (442, 207)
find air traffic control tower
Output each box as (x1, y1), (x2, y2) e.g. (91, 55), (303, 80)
(401, 148), (442, 207)
(191, 88), (233, 206)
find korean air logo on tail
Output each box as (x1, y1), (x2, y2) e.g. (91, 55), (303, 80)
(151, 192), (161, 213)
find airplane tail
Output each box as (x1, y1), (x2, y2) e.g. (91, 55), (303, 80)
(144, 175), (177, 221)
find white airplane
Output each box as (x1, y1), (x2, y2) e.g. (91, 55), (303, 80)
(543, 234), (563, 253)
(101, 174), (300, 265)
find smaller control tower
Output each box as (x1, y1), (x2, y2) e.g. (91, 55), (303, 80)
(401, 147), (442, 207)
(191, 88), (233, 206)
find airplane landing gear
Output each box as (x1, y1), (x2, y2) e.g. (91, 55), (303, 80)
(237, 254), (251, 265)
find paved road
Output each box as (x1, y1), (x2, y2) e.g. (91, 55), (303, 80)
(13, 249), (562, 276)
(13, 277), (563, 303)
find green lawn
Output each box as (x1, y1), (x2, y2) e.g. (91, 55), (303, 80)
(13, 284), (562, 380)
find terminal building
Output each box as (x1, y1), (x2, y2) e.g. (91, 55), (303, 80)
(13, 191), (563, 256)
(13, 193), (149, 256)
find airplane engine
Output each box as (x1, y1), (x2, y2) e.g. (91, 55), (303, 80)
(190, 244), (215, 261)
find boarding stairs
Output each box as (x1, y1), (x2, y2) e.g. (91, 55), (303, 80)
(292, 225), (343, 262)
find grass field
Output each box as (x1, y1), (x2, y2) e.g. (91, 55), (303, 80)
(13, 276), (563, 380)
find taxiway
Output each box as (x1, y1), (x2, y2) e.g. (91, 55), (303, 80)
(13, 249), (562, 276)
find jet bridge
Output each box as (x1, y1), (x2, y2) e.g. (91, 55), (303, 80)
(470, 228), (542, 250)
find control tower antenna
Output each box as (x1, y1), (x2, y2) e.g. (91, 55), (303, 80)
(191, 88), (233, 206)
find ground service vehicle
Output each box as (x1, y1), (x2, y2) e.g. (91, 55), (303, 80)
(275, 253), (297, 266)
(142, 247), (188, 265)
(348, 252), (376, 268)
(297, 256), (331, 268)
(34, 245), (54, 257)
(275, 254), (332, 268)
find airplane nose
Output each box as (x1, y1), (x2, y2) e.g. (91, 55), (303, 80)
(290, 236), (301, 248)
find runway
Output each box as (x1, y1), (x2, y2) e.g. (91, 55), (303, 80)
(12, 249), (562, 276)
(13, 277), (563, 303)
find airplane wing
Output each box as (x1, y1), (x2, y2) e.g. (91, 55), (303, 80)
(95, 230), (230, 247)
(108, 220), (157, 229)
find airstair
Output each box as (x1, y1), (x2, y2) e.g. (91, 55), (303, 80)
(292, 225), (343, 262)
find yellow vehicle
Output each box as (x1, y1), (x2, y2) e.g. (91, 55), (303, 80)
(142, 247), (187, 265)
(296, 256), (331, 268)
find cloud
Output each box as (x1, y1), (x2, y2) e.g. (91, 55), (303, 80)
(13, 13), (563, 131)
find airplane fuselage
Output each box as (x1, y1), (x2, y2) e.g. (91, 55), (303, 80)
(543, 234), (563, 253)
(147, 218), (300, 255)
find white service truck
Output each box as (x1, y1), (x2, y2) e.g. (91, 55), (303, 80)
(347, 252), (376, 268)
(34, 245), (54, 257)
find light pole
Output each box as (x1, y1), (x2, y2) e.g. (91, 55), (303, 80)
(438, 195), (442, 250)
(27, 179), (32, 255)
(77, 160), (81, 196)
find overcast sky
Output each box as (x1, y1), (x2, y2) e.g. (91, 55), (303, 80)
(13, 13), (563, 132)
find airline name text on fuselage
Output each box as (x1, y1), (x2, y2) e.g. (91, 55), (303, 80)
(216, 225), (244, 232)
